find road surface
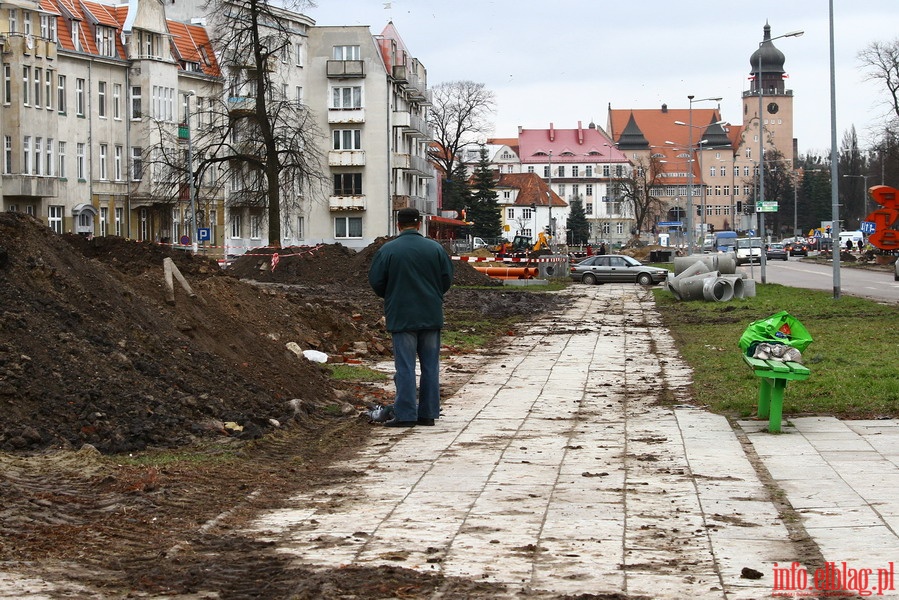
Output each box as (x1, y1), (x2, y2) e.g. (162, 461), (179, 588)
(742, 257), (899, 303)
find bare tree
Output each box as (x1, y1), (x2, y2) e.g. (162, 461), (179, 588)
(427, 81), (495, 177)
(859, 38), (899, 133)
(615, 154), (668, 237)
(145, 0), (327, 248)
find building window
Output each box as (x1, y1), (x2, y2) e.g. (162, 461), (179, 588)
(99, 207), (108, 237)
(22, 66), (30, 105)
(96, 25), (114, 57)
(543, 166), (549, 177)
(130, 86), (141, 119)
(40, 14), (56, 41)
(45, 138), (52, 176)
(557, 166), (565, 177)
(99, 144), (108, 179)
(33, 137), (41, 175)
(114, 145), (122, 180)
(558, 184), (565, 196)
(296, 215), (304, 240)
(48, 205), (63, 234)
(22, 136), (30, 174)
(44, 69), (52, 109)
(57, 141), (65, 178)
(572, 184), (579, 198)
(115, 207), (123, 236)
(75, 78), (85, 116)
(586, 184), (593, 197)
(507, 208), (514, 219)
(250, 214), (261, 239)
(332, 129), (361, 150)
(334, 216), (362, 238)
(72, 21), (81, 52)
(333, 45), (361, 60)
(76, 143), (85, 179)
(33, 67), (41, 108)
(3, 64), (10, 104)
(603, 165), (610, 177)
(585, 165), (593, 177)
(586, 202), (593, 214)
(131, 147), (142, 180)
(8, 9), (17, 33)
(331, 86), (362, 109)
(572, 165), (579, 177)
(715, 185), (721, 196)
(112, 83), (121, 119)
(98, 81), (106, 117)
(527, 166), (534, 174)
(333, 173), (362, 195)
(3, 136), (11, 174)
(230, 213), (242, 238)
(523, 208), (533, 220)
(57, 75), (65, 113)
(295, 42), (303, 66)
(295, 86), (303, 104)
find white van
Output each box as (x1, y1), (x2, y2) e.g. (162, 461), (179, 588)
(472, 237), (488, 250)
(735, 237), (762, 265)
(838, 230), (864, 249)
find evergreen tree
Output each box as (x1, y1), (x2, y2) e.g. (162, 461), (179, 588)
(567, 196), (590, 245)
(442, 161), (471, 214)
(468, 147), (503, 238)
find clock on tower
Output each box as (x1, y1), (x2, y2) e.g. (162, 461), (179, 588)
(767, 102), (779, 115)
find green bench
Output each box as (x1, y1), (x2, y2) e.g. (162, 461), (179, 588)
(742, 355), (810, 433)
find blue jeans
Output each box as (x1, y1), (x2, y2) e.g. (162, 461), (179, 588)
(391, 330), (441, 422)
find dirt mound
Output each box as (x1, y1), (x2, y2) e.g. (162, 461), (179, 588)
(227, 238), (501, 288)
(0, 212), (374, 454)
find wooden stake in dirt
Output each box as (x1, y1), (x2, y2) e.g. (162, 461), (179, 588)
(163, 257), (197, 305)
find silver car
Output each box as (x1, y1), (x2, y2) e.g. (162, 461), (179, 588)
(570, 255), (669, 286)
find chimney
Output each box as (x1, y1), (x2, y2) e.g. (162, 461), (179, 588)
(661, 103), (668, 113)
(577, 121), (584, 144)
(549, 123), (555, 142)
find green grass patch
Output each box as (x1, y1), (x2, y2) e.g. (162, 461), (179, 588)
(653, 284), (899, 419)
(117, 447), (238, 466)
(327, 363), (389, 382)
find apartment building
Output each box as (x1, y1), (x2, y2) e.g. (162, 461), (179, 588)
(484, 121), (633, 246)
(2, 0), (433, 256)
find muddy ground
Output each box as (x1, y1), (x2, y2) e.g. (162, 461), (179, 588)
(0, 212), (584, 599)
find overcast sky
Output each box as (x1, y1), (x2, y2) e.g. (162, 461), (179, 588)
(305, 1), (898, 155)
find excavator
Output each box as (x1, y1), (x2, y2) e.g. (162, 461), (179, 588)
(494, 232), (552, 261)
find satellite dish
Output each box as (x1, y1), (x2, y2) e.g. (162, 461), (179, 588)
(25, 34), (34, 49)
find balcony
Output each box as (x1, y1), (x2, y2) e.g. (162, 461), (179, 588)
(392, 153), (433, 178)
(328, 150), (365, 167)
(328, 108), (365, 124)
(392, 194), (428, 212)
(227, 96), (255, 117)
(3, 34), (57, 60)
(2, 175), (57, 197)
(392, 111), (429, 138)
(327, 60), (365, 78)
(329, 195), (366, 211)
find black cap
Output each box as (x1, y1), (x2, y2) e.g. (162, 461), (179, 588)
(397, 208), (421, 224)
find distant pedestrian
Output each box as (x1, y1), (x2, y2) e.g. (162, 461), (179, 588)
(368, 208), (454, 428)
(858, 239), (864, 253)
(599, 242), (608, 255)
(846, 238), (853, 252)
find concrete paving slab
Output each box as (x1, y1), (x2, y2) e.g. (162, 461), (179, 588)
(245, 285), (814, 598)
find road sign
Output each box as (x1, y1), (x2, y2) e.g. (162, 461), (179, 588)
(179, 235), (191, 246)
(755, 201), (779, 213)
(860, 221), (876, 234)
(813, 230), (822, 238)
(747, 229), (755, 236)
(198, 227), (212, 241)
(658, 221), (682, 227)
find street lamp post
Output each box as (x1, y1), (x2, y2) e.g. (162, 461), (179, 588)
(843, 173), (870, 218)
(684, 96), (722, 254)
(757, 28), (803, 284)
(185, 90), (198, 253)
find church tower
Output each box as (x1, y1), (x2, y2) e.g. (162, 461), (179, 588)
(742, 23), (795, 166)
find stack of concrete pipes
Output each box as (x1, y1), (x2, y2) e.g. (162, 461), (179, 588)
(666, 254), (756, 302)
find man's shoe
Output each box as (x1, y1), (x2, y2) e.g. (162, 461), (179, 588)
(383, 419), (416, 427)
(417, 418), (435, 426)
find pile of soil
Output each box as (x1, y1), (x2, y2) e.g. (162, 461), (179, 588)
(0, 212), (567, 598)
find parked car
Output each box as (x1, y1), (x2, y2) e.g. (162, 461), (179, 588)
(766, 243), (789, 261)
(785, 240), (809, 256)
(570, 255), (668, 286)
(735, 237), (763, 265)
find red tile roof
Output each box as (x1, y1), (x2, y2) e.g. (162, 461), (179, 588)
(168, 20), (221, 77)
(608, 107), (724, 153)
(496, 172), (567, 208)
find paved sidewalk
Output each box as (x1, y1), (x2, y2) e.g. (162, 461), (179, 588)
(249, 285), (808, 599)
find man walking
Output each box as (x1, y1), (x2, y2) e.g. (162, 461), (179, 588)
(368, 208), (454, 427)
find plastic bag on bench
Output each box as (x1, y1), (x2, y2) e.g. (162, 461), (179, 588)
(739, 310), (813, 357)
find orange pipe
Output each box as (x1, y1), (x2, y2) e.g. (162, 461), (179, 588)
(472, 266), (537, 279)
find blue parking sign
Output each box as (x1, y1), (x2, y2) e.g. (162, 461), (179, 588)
(198, 228), (212, 241)
(860, 221), (876, 234)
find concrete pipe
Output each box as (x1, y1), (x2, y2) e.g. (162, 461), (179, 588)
(673, 253), (737, 276)
(719, 275), (746, 299)
(741, 278), (757, 298)
(673, 258), (712, 279)
(702, 277), (734, 302)
(670, 272), (720, 301)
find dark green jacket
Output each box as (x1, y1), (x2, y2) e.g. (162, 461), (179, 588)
(368, 229), (453, 332)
